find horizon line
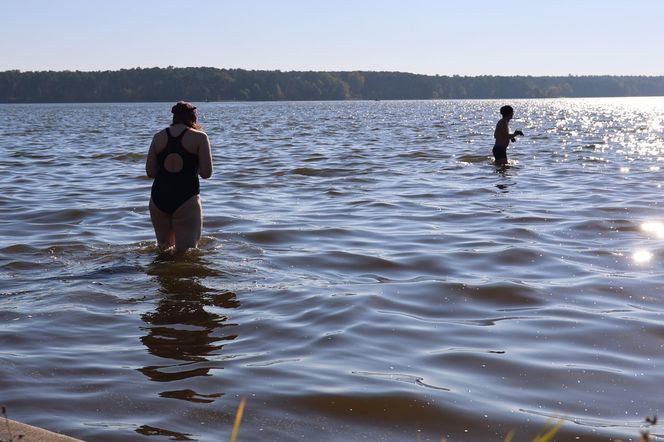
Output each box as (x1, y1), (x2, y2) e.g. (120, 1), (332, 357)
(2, 67), (664, 78)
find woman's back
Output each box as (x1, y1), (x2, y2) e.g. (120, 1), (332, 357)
(146, 102), (213, 253)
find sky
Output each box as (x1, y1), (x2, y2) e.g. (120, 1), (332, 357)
(2, 0), (663, 76)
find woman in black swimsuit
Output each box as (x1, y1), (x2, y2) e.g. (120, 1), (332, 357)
(146, 102), (213, 252)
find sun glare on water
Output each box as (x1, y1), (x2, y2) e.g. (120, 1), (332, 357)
(642, 221), (664, 239)
(629, 221), (664, 264)
(633, 249), (653, 264)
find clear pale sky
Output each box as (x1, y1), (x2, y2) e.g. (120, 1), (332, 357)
(2, 0), (663, 76)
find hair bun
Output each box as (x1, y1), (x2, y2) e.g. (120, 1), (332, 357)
(171, 101), (197, 114)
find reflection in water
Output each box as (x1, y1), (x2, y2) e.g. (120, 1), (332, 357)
(495, 163), (516, 192)
(140, 252), (239, 403)
(135, 425), (195, 441)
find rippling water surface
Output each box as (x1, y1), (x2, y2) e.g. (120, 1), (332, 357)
(1, 98), (664, 441)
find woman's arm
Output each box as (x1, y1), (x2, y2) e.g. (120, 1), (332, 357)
(198, 133), (213, 179)
(146, 134), (159, 178)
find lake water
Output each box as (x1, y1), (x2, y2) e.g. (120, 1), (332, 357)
(1, 98), (664, 441)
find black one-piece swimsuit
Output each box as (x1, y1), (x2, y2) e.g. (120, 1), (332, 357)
(151, 128), (200, 215)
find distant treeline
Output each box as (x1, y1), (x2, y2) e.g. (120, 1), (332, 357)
(1, 67), (664, 103)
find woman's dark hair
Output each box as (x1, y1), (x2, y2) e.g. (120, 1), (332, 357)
(171, 101), (202, 130)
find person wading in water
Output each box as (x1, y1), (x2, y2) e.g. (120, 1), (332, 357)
(493, 105), (524, 166)
(146, 101), (213, 252)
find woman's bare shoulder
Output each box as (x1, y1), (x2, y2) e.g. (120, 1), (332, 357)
(153, 128), (169, 140)
(152, 129), (169, 143)
(188, 128), (208, 138)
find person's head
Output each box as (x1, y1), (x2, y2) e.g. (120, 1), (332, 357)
(171, 101), (202, 130)
(500, 105), (514, 119)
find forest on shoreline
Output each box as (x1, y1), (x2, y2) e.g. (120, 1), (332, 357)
(1, 67), (664, 103)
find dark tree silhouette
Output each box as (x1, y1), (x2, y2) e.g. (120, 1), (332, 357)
(1, 67), (663, 103)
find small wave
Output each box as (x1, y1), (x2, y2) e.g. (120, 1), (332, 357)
(243, 227), (349, 245)
(445, 281), (546, 306)
(397, 150), (432, 159)
(22, 208), (90, 223)
(352, 371), (450, 391)
(518, 408), (638, 438)
(302, 155), (328, 163)
(377, 309), (535, 327)
(246, 358), (302, 367)
(278, 250), (404, 274)
(287, 167), (354, 177)
(430, 347), (506, 355)
(0, 244), (41, 254)
(89, 152), (144, 161)
(457, 154), (491, 163)
(67, 263), (145, 281)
